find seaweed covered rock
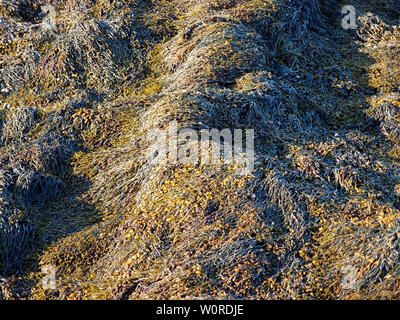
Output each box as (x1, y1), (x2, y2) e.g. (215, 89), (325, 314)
(29, 134), (76, 177)
(0, 214), (31, 276)
(1, 106), (38, 144)
(1, 0), (400, 301)
(35, 18), (135, 91)
(162, 20), (267, 90)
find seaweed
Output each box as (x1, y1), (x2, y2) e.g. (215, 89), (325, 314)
(1, 0), (400, 300)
